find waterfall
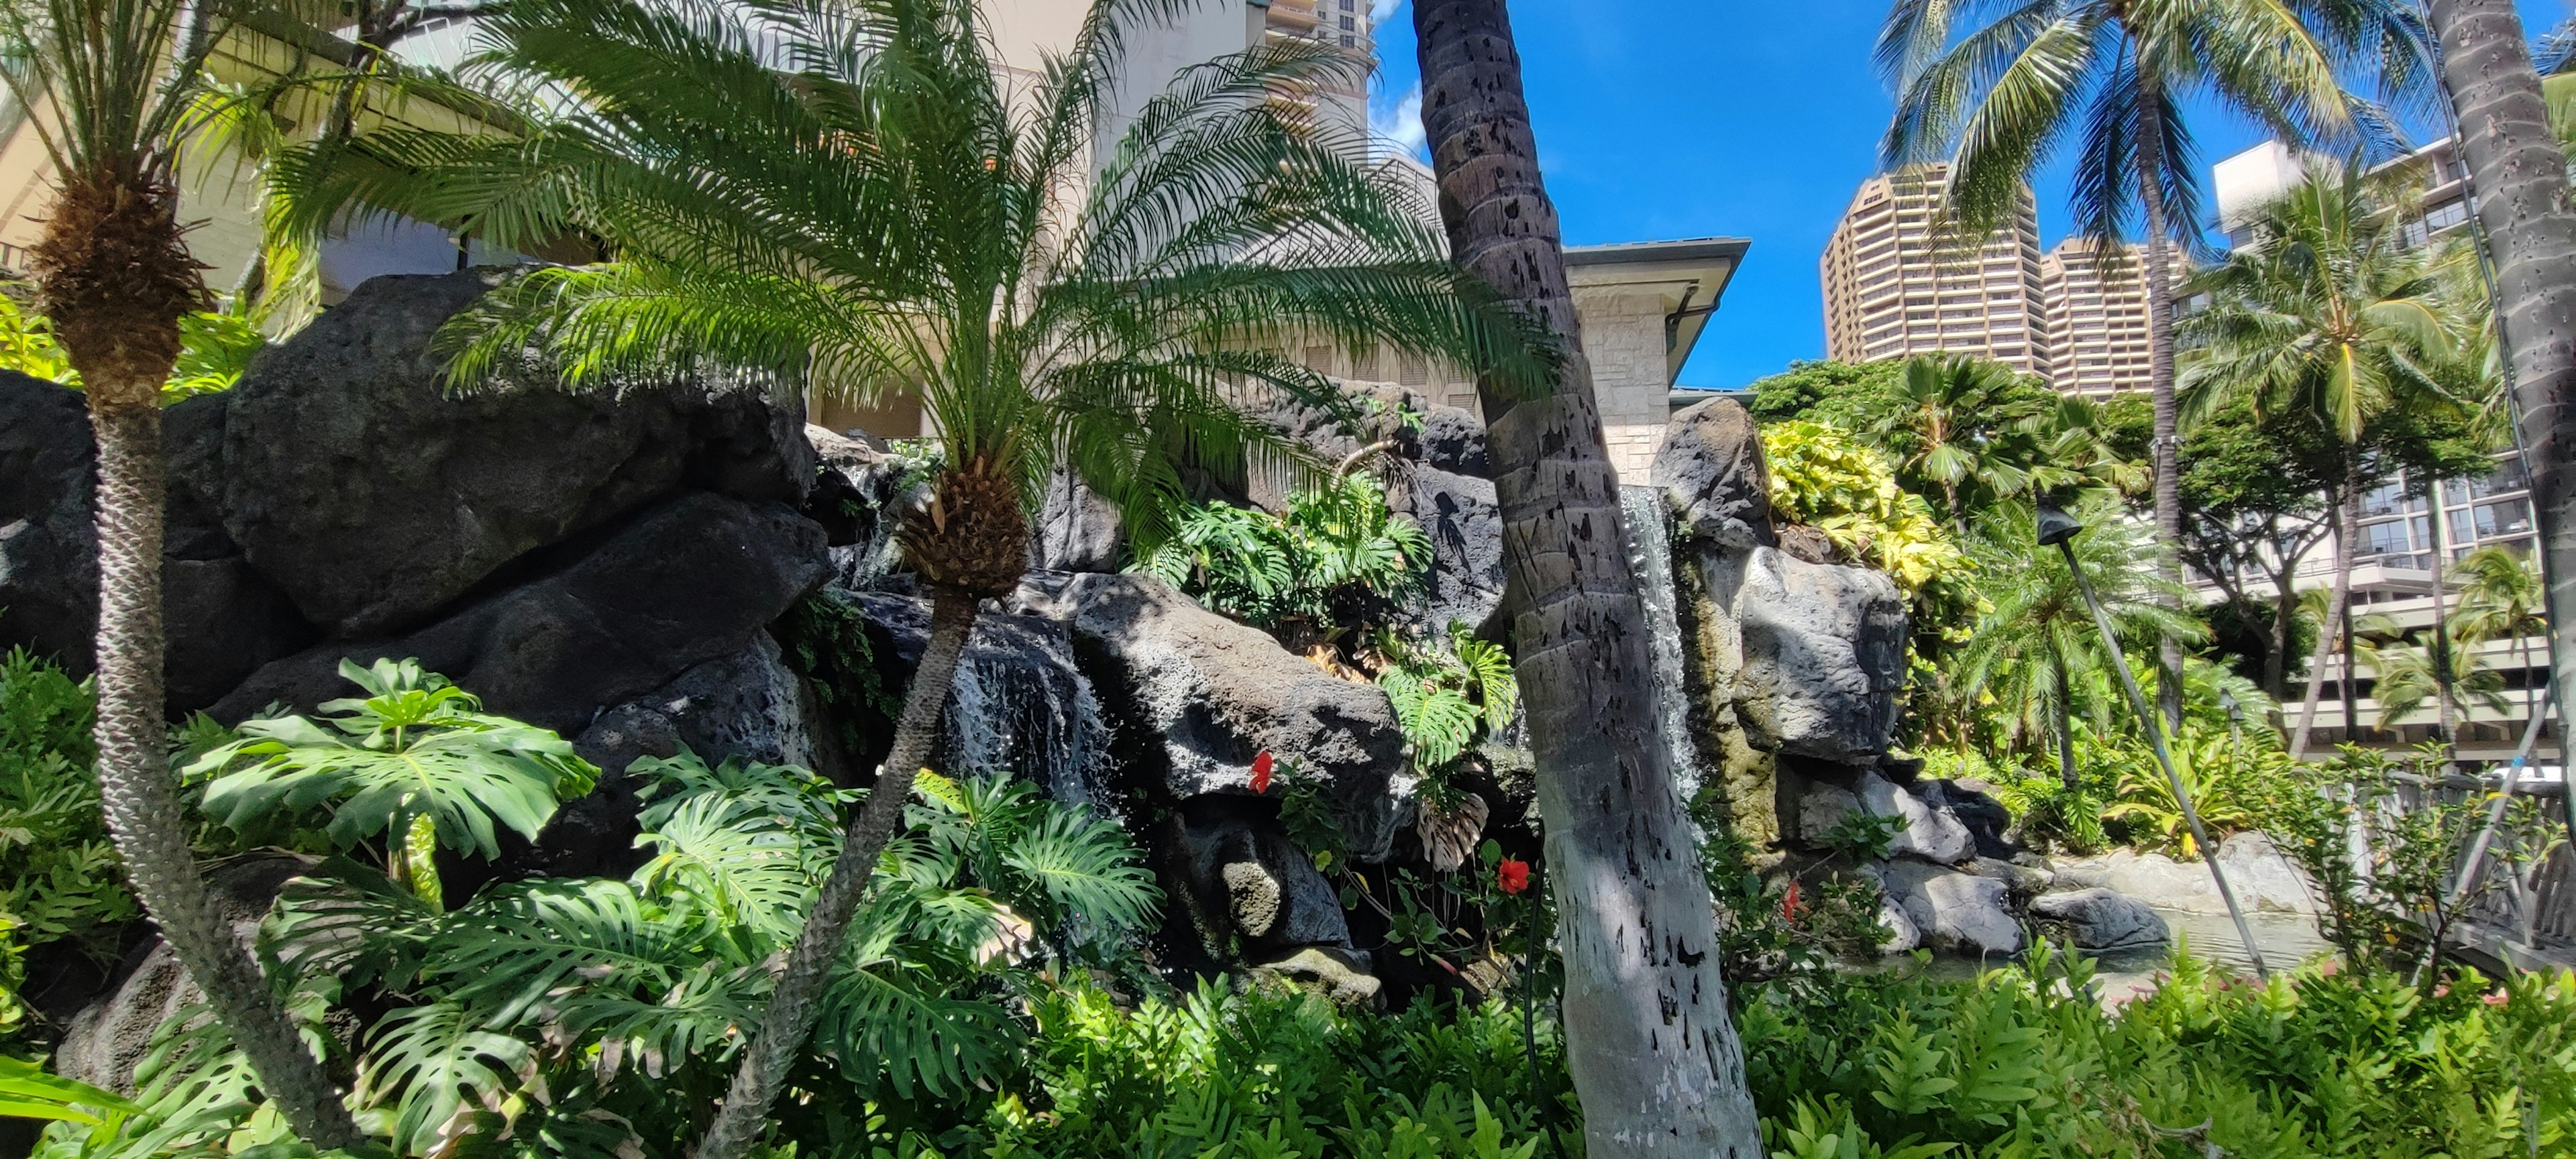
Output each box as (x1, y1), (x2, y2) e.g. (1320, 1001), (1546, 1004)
(1620, 484), (1707, 808)
(938, 616), (1110, 812)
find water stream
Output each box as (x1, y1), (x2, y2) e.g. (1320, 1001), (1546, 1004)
(1619, 484), (1707, 808)
(941, 619), (1111, 812)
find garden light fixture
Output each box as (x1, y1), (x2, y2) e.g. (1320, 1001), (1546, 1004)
(2036, 500), (2271, 980)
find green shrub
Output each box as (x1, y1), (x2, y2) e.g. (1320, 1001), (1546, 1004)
(1134, 476), (1430, 639)
(0, 649), (137, 1012)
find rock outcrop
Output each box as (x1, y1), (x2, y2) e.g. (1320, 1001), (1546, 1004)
(2031, 887), (2171, 952)
(1875, 859), (2022, 958)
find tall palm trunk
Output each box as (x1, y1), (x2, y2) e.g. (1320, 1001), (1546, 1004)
(2267, 567), (2300, 703)
(698, 585), (978, 1159)
(2291, 473), (2362, 759)
(1412, 3), (1762, 1153)
(2425, 499), (2459, 751)
(2136, 89), (2186, 732)
(2054, 655), (2079, 793)
(42, 172), (364, 1147)
(2425, 0), (2576, 787)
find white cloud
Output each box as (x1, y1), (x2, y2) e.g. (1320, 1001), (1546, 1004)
(1370, 82), (1427, 160)
(1368, 0), (1405, 25)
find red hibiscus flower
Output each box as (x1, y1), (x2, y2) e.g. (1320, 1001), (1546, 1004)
(1782, 879), (1802, 924)
(1250, 751), (1275, 794)
(1497, 858), (1531, 895)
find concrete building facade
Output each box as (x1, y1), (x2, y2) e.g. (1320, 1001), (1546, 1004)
(2037, 238), (2154, 396)
(1819, 164), (2050, 376)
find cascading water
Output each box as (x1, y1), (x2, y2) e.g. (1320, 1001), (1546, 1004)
(1619, 484), (1707, 808)
(941, 619), (1111, 812)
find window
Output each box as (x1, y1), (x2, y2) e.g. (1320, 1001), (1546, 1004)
(1340, 15), (1354, 30)
(2469, 499), (2535, 539)
(2424, 199), (2469, 233)
(2359, 481), (2416, 518)
(1340, 33), (1355, 46)
(2356, 518), (2413, 557)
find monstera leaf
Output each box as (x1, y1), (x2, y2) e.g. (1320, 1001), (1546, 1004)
(193, 659), (598, 861)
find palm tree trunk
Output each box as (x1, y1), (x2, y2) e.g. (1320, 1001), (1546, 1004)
(2267, 568), (2298, 703)
(2426, 0), (2576, 793)
(1412, 2), (1762, 1152)
(2292, 476), (2361, 760)
(88, 401), (366, 1147)
(696, 585), (978, 1159)
(2135, 89), (2186, 733)
(2425, 498), (2459, 752)
(2055, 657), (2079, 793)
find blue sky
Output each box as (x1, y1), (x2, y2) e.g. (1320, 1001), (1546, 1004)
(1364, 0), (2569, 390)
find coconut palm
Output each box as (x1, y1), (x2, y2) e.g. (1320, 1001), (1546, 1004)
(2423, 0), (2576, 785)
(2353, 612), (2511, 728)
(1879, 0), (2420, 726)
(2180, 162), (2467, 759)
(1951, 498), (2204, 789)
(1409, 0), (1762, 1152)
(0, 0), (365, 1145)
(276, 0), (1542, 1152)
(2451, 544), (2548, 722)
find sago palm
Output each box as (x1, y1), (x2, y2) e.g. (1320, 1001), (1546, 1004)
(0, 0), (364, 1143)
(276, 0), (1540, 1151)
(2180, 162), (2469, 758)
(1879, 0), (2417, 724)
(1951, 497), (2203, 789)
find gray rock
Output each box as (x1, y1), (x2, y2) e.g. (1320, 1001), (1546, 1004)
(2053, 833), (2318, 916)
(1251, 946), (1383, 1007)
(1968, 856), (2055, 897)
(1415, 404), (1489, 476)
(849, 587), (1110, 808)
(1393, 464), (1504, 637)
(2030, 888), (2170, 952)
(1876, 859), (2023, 957)
(1876, 895), (1922, 954)
(1798, 771), (1973, 865)
(54, 854), (313, 1093)
(1919, 777), (2021, 861)
(219, 270), (813, 638)
(1059, 573), (1411, 861)
(1165, 802), (1353, 956)
(213, 493), (830, 736)
(1032, 470), (1123, 573)
(1653, 397), (1774, 550)
(1732, 547), (1908, 761)
(0, 381), (317, 708)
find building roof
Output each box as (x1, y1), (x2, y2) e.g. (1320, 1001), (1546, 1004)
(1564, 236), (1752, 383)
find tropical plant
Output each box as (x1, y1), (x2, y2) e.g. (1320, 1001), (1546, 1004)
(1136, 476), (1431, 641)
(1373, 624), (1518, 776)
(2423, 0), (2576, 795)
(1744, 357), (1904, 423)
(0, 649), (136, 987)
(2353, 613), (2511, 730)
(0, 0), (354, 1134)
(1409, 0), (1764, 1148)
(1760, 419), (1974, 606)
(274, 0), (1542, 1145)
(186, 658), (600, 907)
(2450, 544), (2549, 724)
(2182, 162), (2482, 757)
(1836, 354), (2135, 527)
(1880, 0), (2418, 731)
(1945, 498), (2202, 787)
(0, 296), (266, 400)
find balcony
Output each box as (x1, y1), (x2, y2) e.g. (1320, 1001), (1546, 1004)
(1266, 0), (1320, 32)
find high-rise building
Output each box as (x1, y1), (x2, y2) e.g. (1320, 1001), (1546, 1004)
(2037, 238), (2154, 396)
(1819, 164), (2050, 376)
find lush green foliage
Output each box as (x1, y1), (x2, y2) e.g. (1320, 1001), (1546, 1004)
(1373, 625), (1518, 781)
(0, 649), (134, 1028)
(1746, 358), (1904, 423)
(1136, 476), (1431, 637)
(1832, 356), (2137, 525)
(0, 295), (266, 402)
(1760, 420), (1971, 604)
(1743, 950), (2576, 1157)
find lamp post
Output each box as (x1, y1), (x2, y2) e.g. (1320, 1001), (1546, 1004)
(2039, 501), (2271, 980)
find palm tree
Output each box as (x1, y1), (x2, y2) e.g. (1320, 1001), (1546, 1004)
(1840, 353), (2136, 529)
(1952, 498), (2204, 790)
(2422, 0), (2576, 790)
(2354, 618), (2510, 729)
(0, 0), (366, 1145)
(1409, 0), (1763, 1152)
(283, 0), (1540, 1152)
(2180, 162), (2465, 759)
(1878, 0), (2416, 727)
(2451, 545), (2548, 724)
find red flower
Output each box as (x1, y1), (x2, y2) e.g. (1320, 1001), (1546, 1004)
(1497, 858), (1531, 895)
(1250, 751), (1275, 794)
(1782, 879), (1802, 924)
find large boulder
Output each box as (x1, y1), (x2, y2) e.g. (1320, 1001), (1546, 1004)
(0, 380), (316, 707)
(1048, 573), (1411, 861)
(1731, 549), (1907, 760)
(1392, 464), (1505, 637)
(2030, 888), (2170, 952)
(1793, 769), (1973, 865)
(2053, 832), (2318, 916)
(212, 493), (830, 736)
(1163, 800), (1354, 960)
(219, 270), (814, 639)
(1653, 397), (1774, 550)
(1875, 859), (2023, 957)
(1032, 471), (1123, 574)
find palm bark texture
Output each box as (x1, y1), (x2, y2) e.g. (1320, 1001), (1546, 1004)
(1412, 1), (1764, 1154)
(0, 0), (366, 1144)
